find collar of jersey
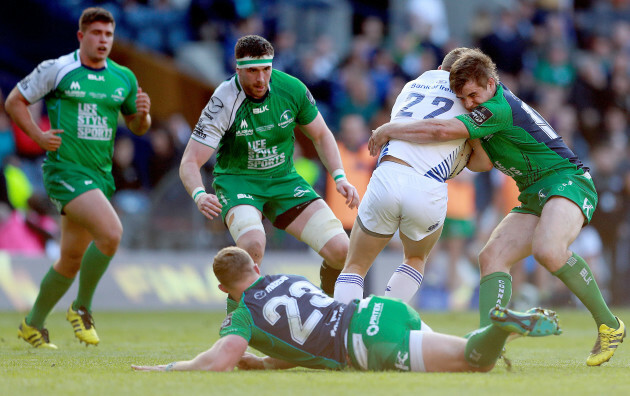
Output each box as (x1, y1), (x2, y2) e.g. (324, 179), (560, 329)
(75, 50), (108, 72)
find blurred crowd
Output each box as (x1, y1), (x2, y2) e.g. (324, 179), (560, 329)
(1, 0), (629, 306)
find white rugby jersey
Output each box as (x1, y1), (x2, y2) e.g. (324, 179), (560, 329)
(379, 70), (467, 182)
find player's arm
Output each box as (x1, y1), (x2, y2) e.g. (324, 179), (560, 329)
(4, 87), (62, 151)
(466, 139), (493, 172)
(237, 352), (299, 370)
(123, 87), (151, 135)
(179, 139), (222, 219)
(369, 118), (470, 156)
(132, 334), (248, 372)
(298, 113), (360, 208)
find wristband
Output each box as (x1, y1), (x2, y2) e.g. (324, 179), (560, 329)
(165, 362), (177, 372)
(192, 187), (206, 203)
(331, 169), (347, 183)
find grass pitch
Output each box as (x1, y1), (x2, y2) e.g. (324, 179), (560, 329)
(1, 308), (629, 396)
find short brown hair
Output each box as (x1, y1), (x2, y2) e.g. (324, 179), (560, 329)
(440, 47), (472, 71)
(213, 247), (256, 287)
(235, 35), (274, 59)
(79, 7), (115, 32)
(449, 48), (500, 94)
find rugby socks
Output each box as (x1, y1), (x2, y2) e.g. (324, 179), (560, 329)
(26, 267), (74, 329)
(553, 252), (617, 328)
(478, 272), (512, 327)
(464, 324), (509, 368)
(320, 260), (342, 297)
(73, 242), (112, 312)
(334, 273), (364, 304)
(384, 264), (423, 303)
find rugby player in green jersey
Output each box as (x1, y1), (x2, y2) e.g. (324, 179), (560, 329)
(6, 7), (151, 349)
(368, 48), (624, 366)
(179, 35), (359, 297)
(132, 246), (560, 373)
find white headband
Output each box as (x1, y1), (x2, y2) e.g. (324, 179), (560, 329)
(236, 55), (273, 69)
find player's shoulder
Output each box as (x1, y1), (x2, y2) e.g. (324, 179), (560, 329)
(35, 51), (81, 77)
(211, 74), (240, 104)
(105, 58), (137, 84)
(270, 69), (307, 92)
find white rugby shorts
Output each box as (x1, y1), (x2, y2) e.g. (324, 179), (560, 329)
(357, 161), (447, 241)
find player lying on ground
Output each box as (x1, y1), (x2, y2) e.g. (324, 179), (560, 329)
(132, 247), (560, 373)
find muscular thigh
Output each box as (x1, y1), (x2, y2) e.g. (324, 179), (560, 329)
(534, 197), (583, 255)
(480, 212), (537, 274)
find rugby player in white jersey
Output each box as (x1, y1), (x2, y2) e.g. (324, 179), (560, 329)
(334, 48), (491, 305)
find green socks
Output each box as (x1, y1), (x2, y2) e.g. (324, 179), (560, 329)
(465, 325), (509, 367)
(553, 253), (617, 328)
(478, 272), (512, 327)
(26, 267), (74, 329)
(73, 242), (113, 312)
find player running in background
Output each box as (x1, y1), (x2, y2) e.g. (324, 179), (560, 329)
(132, 246), (560, 373)
(179, 35), (359, 297)
(6, 7), (151, 349)
(369, 48), (624, 366)
(334, 48), (490, 305)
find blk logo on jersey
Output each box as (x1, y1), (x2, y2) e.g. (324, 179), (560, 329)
(469, 106), (493, 126)
(253, 105), (269, 114)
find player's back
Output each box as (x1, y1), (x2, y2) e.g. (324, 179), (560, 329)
(222, 274), (355, 370)
(381, 69), (467, 182)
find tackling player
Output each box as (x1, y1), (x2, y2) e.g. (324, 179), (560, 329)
(369, 48), (625, 366)
(179, 35), (359, 297)
(334, 48), (491, 305)
(132, 246), (561, 373)
(6, 7), (151, 349)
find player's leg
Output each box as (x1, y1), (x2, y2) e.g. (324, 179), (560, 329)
(333, 220), (391, 303)
(534, 197), (624, 365)
(387, 225), (442, 303)
(62, 189), (123, 345)
(415, 306), (561, 372)
(477, 212), (535, 327)
(226, 205), (266, 264)
(18, 215), (92, 348)
(283, 198), (348, 295)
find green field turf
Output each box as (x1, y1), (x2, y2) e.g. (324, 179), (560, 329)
(1, 308), (629, 396)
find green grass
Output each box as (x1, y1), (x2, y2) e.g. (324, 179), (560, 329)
(1, 308), (629, 396)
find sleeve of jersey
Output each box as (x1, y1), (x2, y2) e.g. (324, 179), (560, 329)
(190, 81), (235, 149)
(294, 80), (319, 126)
(218, 309), (252, 342)
(16, 59), (60, 104)
(120, 68), (139, 116)
(455, 102), (510, 140)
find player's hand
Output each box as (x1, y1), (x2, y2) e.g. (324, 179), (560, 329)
(368, 124), (392, 157)
(336, 180), (360, 209)
(196, 192), (222, 220)
(135, 87), (151, 116)
(36, 129), (63, 151)
(131, 364), (168, 372)
(236, 352), (265, 370)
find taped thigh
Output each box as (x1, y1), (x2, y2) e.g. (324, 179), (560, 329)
(300, 206), (345, 252)
(409, 330), (426, 372)
(226, 205), (265, 242)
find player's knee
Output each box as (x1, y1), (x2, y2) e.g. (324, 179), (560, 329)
(532, 245), (564, 269)
(320, 235), (348, 269)
(238, 238), (265, 264)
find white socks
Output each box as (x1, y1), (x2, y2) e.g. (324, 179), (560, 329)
(334, 273), (365, 304)
(385, 264), (423, 303)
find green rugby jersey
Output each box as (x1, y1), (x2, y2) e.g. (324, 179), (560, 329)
(456, 83), (588, 192)
(191, 69), (319, 176)
(219, 274), (355, 370)
(17, 50), (138, 174)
